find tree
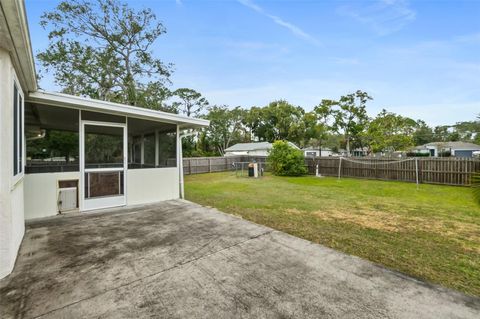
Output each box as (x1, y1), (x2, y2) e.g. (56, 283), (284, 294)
(204, 106), (245, 155)
(452, 120), (480, 144)
(249, 100), (305, 146)
(332, 90), (371, 156)
(413, 120), (434, 146)
(135, 83), (176, 113)
(27, 130), (79, 162)
(38, 0), (172, 107)
(303, 111), (320, 147)
(172, 88), (209, 117)
(366, 109), (416, 153)
(308, 99), (335, 155)
(433, 125), (458, 142)
(242, 106), (265, 141)
(477, 114), (480, 144)
(267, 141), (307, 176)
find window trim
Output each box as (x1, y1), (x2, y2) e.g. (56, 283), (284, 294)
(12, 77), (25, 187)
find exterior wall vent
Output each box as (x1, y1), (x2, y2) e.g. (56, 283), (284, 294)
(58, 180), (79, 213)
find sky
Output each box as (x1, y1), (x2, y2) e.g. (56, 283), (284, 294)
(25, 0), (480, 126)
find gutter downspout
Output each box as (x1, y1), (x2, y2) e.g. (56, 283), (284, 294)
(178, 131), (197, 199)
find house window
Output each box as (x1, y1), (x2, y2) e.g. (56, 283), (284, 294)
(13, 83), (24, 178)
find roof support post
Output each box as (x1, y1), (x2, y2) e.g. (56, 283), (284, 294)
(178, 129), (197, 199)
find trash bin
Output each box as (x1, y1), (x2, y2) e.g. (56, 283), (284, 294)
(248, 163), (254, 177)
(248, 163), (259, 177)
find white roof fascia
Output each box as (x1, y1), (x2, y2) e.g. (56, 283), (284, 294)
(27, 90), (210, 129)
(0, 0), (37, 92)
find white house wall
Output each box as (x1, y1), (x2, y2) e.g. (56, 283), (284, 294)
(24, 168), (180, 219)
(247, 150), (269, 157)
(0, 49), (25, 278)
(24, 172), (81, 220)
(127, 168), (179, 205)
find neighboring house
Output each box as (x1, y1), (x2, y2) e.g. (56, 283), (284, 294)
(0, 0), (209, 279)
(303, 147), (335, 157)
(224, 141), (299, 157)
(412, 141), (480, 158)
(351, 148), (368, 157)
(334, 148), (368, 157)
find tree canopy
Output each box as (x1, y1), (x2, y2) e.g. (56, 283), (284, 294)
(38, 0), (172, 108)
(332, 90), (371, 155)
(35, 1), (479, 158)
(366, 110), (417, 153)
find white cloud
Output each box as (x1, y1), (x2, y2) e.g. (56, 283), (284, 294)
(238, 0), (262, 13)
(330, 57), (360, 65)
(455, 32), (480, 45)
(237, 0), (320, 46)
(338, 0), (416, 36)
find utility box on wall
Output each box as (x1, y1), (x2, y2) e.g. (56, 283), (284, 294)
(58, 180), (78, 213)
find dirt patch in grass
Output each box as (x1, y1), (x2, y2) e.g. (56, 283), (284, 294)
(311, 209), (401, 232)
(307, 208), (479, 252)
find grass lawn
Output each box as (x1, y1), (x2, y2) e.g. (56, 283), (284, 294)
(185, 172), (480, 296)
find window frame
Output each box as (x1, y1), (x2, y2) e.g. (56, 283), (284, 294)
(12, 78), (25, 186)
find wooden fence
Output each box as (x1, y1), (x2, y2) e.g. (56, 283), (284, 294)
(182, 156), (267, 175)
(183, 156), (480, 186)
(305, 157), (480, 186)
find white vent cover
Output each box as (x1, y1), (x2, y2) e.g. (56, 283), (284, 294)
(58, 187), (77, 212)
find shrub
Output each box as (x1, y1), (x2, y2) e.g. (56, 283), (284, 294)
(406, 152), (430, 157)
(267, 141), (307, 176)
(438, 150), (451, 157)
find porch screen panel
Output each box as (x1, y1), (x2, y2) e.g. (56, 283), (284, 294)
(144, 134), (155, 166)
(84, 125), (124, 169)
(25, 104), (80, 174)
(84, 171), (124, 198)
(158, 129), (177, 167)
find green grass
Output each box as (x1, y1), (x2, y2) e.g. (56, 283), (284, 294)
(185, 172), (480, 296)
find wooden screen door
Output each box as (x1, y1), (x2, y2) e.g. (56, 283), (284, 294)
(80, 120), (127, 211)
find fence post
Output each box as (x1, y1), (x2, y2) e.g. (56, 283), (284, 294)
(415, 158), (419, 187)
(337, 157), (342, 180)
(208, 158), (211, 173)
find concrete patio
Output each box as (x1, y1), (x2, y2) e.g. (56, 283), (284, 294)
(0, 200), (479, 318)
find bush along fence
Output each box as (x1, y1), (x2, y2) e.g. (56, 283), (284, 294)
(183, 156), (480, 186)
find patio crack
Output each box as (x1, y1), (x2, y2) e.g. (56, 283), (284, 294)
(33, 229), (275, 318)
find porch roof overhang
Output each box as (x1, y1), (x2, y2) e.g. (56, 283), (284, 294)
(0, 0), (38, 92)
(26, 90), (210, 129)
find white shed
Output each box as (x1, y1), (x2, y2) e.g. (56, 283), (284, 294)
(224, 141), (300, 157)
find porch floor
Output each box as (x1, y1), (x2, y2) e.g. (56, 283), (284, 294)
(0, 200), (479, 318)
